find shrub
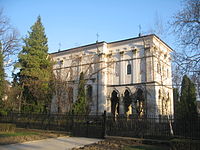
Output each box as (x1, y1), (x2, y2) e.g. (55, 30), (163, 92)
(170, 139), (200, 150)
(0, 123), (16, 133)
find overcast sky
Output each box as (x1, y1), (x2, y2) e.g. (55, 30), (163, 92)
(1, 0), (182, 54)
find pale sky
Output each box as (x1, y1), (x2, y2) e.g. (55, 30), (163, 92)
(1, 0), (182, 54)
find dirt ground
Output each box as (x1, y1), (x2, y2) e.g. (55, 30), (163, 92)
(0, 128), (69, 145)
(71, 138), (170, 150)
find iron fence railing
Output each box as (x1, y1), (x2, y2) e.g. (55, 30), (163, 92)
(0, 112), (199, 139)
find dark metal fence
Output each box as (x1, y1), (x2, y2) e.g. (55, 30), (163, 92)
(72, 114), (105, 138)
(0, 113), (72, 131)
(106, 116), (172, 138)
(0, 112), (105, 138)
(0, 112), (200, 139)
(173, 117), (200, 139)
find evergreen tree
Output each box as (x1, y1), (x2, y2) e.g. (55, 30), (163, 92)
(178, 75), (197, 120)
(72, 72), (89, 114)
(0, 42), (5, 114)
(17, 16), (53, 113)
(173, 88), (179, 119)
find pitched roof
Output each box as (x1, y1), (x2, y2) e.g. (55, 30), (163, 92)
(50, 34), (173, 55)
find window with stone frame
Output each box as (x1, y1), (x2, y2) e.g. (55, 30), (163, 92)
(115, 62), (120, 76)
(68, 87), (74, 103)
(69, 67), (73, 80)
(167, 69), (169, 78)
(86, 85), (93, 112)
(127, 63), (131, 75)
(157, 63), (160, 73)
(87, 85), (92, 99)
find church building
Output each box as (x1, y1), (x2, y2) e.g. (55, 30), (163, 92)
(50, 34), (173, 117)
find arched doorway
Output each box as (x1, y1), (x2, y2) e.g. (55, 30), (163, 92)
(111, 90), (120, 116)
(123, 89), (132, 115)
(134, 89), (145, 117)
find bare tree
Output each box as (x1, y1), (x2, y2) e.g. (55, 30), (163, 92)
(0, 9), (20, 114)
(172, 0), (200, 73)
(52, 69), (72, 113)
(51, 43), (116, 114)
(146, 12), (166, 39)
(0, 9), (20, 67)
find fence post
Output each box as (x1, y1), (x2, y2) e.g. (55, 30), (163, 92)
(70, 110), (74, 131)
(102, 110), (106, 138)
(86, 115), (89, 137)
(48, 113), (51, 130)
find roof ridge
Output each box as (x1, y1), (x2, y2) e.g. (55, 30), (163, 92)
(50, 34), (173, 55)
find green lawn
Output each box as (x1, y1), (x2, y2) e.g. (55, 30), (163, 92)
(124, 145), (169, 150)
(0, 128), (69, 145)
(0, 132), (39, 137)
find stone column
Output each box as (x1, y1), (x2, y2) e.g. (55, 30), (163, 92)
(131, 51), (134, 84)
(106, 95), (111, 113)
(119, 51), (124, 84)
(98, 53), (109, 114)
(119, 94), (124, 115)
(132, 49), (137, 83)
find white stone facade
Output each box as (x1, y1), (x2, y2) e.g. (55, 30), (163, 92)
(50, 34), (174, 117)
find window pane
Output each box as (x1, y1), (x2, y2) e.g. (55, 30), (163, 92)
(127, 64), (131, 74)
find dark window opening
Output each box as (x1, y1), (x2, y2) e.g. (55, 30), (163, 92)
(111, 90), (120, 116)
(87, 85), (93, 100)
(127, 64), (131, 75)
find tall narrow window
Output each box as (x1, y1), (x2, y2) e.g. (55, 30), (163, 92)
(157, 64), (160, 73)
(115, 62), (120, 76)
(87, 85), (93, 100)
(87, 85), (93, 113)
(127, 64), (131, 75)
(68, 87), (73, 103)
(69, 67), (73, 80)
(167, 69), (169, 77)
(59, 60), (64, 65)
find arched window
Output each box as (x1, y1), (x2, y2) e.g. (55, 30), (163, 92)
(136, 89), (144, 101)
(87, 85), (93, 101)
(86, 85), (93, 114)
(115, 62), (120, 76)
(68, 87), (73, 103)
(69, 67), (73, 80)
(124, 89), (132, 114)
(167, 69), (169, 77)
(135, 89), (145, 117)
(111, 90), (120, 116)
(124, 89), (130, 97)
(127, 64), (131, 75)
(157, 64), (160, 73)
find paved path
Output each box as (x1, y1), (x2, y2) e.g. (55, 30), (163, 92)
(0, 136), (102, 150)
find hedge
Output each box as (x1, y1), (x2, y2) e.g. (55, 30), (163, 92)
(0, 123), (16, 133)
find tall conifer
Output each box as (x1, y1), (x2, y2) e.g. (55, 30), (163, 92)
(72, 72), (88, 114)
(17, 16), (53, 113)
(178, 75), (197, 120)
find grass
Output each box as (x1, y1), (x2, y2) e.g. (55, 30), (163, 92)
(124, 145), (169, 150)
(0, 131), (39, 137)
(0, 128), (69, 145)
